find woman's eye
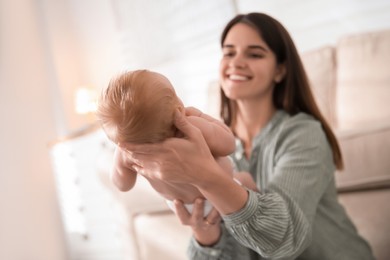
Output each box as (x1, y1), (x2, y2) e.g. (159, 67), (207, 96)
(223, 52), (235, 57)
(249, 53), (263, 58)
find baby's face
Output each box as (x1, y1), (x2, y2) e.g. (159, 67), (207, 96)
(155, 73), (175, 92)
(154, 73), (184, 107)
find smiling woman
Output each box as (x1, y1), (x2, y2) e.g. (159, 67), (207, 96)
(111, 12), (375, 260)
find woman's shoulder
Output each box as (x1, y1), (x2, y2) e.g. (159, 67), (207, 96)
(275, 111), (328, 145)
(278, 111), (321, 131)
(272, 111), (334, 168)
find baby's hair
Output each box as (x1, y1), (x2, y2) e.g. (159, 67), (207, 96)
(96, 70), (183, 144)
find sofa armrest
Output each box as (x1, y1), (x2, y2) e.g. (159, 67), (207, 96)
(337, 175), (390, 193)
(335, 121), (390, 140)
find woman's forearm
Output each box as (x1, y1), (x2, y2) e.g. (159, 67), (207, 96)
(195, 166), (249, 216)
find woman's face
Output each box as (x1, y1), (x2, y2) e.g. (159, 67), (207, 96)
(219, 23), (285, 103)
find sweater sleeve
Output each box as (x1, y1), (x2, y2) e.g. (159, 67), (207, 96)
(187, 223), (255, 260)
(221, 118), (335, 259)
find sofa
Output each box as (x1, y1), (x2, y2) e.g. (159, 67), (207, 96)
(100, 29), (390, 260)
(301, 29), (390, 260)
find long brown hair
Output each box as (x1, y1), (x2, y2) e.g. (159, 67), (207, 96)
(220, 13), (343, 170)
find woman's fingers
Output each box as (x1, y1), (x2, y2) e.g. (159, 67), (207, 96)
(174, 198), (205, 225)
(184, 106), (202, 116)
(173, 109), (201, 140)
(174, 199), (192, 225)
(192, 198), (207, 224)
(174, 198), (221, 230)
(119, 143), (163, 170)
(205, 208), (221, 225)
(120, 142), (161, 155)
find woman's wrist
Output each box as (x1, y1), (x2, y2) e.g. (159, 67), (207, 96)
(193, 224), (222, 247)
(196, 170), (249, 215)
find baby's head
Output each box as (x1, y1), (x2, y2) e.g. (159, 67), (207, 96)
(97, 70), (183, 144)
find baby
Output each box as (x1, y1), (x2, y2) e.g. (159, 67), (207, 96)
(97, 70), (256, 214)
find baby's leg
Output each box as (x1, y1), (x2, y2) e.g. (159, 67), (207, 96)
(170, 156), (257, 217)
(166, 199), (213, 217)
(233, 171), (258, 191)
(215, 156), (234, 177)
(215, 157), (258, 191)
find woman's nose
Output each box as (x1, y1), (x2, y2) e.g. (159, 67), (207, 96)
(229, 54), (246, 68)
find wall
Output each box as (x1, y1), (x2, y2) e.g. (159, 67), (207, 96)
(237, 0), (390, 52)
(40, 0), (124, 132)
(0, 0), (68, 259)
(31, 0), (390, 128)
(46, 0), (390, 124)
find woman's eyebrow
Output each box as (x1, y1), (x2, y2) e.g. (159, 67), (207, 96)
(222, 44), (268, 52)
(222, 44), (234, 49)
(248, 45), (268, 52)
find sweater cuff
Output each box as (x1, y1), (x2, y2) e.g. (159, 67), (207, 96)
(223, 189), (258, 226)
(187, 224), (228, 259)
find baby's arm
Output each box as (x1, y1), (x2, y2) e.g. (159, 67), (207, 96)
(185, 107), (235, 156)
(111, 146), (138, 192)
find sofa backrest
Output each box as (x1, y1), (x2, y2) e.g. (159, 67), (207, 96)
(301, 29), (390, 131)
(336, 29), (390, 129)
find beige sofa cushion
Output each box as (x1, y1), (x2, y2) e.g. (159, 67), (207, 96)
(335, 125), (390, 187)
(338, 189), (390, 260)
(335, 124), (390, 260)
(301, 46), (337, 128)
(336, 29), (390, 129)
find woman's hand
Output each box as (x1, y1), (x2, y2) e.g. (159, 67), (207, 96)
(174, 198), (222, 246)
(120, 109), (221, 186)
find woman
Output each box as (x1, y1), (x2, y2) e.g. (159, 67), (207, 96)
(116, 13), (374, 259)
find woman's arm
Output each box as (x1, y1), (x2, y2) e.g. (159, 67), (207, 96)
(119, 111), (334, 259)
(220, 119), (335, 259)
(123, 110), (249, 215)
(187, 223), (255, 260)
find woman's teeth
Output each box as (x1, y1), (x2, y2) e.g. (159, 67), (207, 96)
(229, 74), (249, 81)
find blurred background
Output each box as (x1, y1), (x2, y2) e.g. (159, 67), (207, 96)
(1, 0), (390, 259)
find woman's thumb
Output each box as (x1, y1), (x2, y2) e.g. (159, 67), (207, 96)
(173, 109), (196, 137)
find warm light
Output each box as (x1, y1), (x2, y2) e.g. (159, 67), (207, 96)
(75, 87), (98, 114)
